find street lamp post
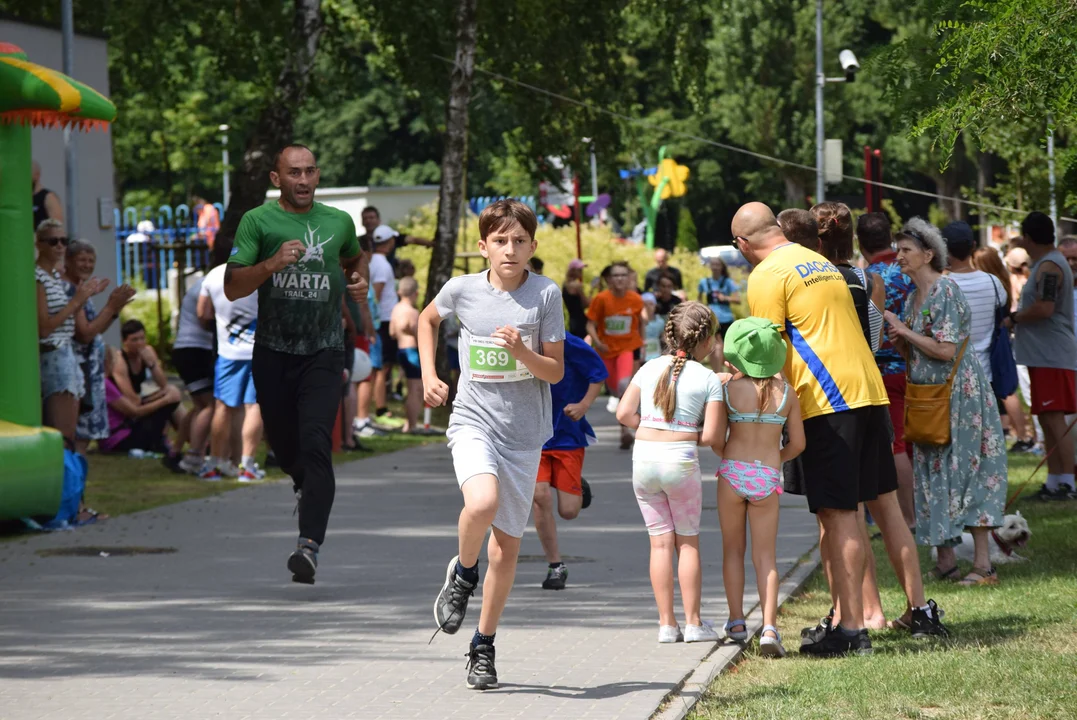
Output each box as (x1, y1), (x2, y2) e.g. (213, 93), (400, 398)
(219, 124), (230, 211)
(815, 0), (860, 204)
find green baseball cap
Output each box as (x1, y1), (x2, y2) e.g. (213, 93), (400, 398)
(724, 317), (787, 378)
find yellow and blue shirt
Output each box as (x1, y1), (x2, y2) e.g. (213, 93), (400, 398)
(747, 243), (887, 420)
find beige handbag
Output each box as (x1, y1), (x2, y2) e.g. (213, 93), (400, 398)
(904, 337), (969, 446)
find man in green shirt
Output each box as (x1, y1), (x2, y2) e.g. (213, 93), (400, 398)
(225, 144), (369, 585)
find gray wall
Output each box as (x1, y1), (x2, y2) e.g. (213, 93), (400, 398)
(2, 21), (119, 346)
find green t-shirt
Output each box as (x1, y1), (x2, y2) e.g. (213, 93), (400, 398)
(231, 201), (360, 355)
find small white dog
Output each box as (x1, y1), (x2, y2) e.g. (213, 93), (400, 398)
(933, 512), (1032, 565)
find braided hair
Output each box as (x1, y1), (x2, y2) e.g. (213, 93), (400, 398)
(652, 302), (717, 422)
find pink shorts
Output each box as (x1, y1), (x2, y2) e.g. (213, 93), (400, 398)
(632, 440), (702, 536)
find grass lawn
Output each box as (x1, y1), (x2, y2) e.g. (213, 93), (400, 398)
(691, 452), (1077, 720)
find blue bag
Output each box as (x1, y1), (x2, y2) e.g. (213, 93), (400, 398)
(989, 281), (1018, 400)
(43, 449), (88, 529)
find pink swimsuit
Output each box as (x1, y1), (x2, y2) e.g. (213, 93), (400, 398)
(717, 381), (789, 502)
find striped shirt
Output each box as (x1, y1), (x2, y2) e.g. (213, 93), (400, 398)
(35, 266), (75, 346)
(948, 270), (1005, 382)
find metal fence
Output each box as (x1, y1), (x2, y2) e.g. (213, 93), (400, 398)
(113, 202), (224, 289)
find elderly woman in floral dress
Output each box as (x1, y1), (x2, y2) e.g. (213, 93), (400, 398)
(883, 218), (1008, 587)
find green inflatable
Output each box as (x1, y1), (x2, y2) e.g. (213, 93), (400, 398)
(0, 42), (116, 520)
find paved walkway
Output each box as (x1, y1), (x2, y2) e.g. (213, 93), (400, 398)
(0, 415), (817, 720)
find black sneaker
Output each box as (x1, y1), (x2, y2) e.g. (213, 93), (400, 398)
(466, 643), (498, 690)
(264, 450), (280, 469)
(1010, 439), (1034, 453)
(287, 538), (318, 585)
(433, 555), (476, 635)
(161, 453), (185, 474)
(909, 599), (949, 638)
(800, 607), (834, 648)
(542, 564), (568, 590)
(1036, 483), (1075, 501)
(800, 625), (871, 657)
(581, 478), (593, 509)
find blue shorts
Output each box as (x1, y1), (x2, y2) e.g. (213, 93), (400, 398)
(214, 357), (256, 407)
(369, 332), (384, 370)
(397, 347), (422, 379)
(40, 342), (85, 399)
(448, 344), (460, 372)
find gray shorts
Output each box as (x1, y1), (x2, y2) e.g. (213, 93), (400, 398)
(447, 424), (542, 538)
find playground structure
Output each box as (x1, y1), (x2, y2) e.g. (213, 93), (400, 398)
(0, 42), (116, 521)
(619, 145), (690, 249)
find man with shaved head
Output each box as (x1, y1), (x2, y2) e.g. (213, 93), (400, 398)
(731, 202), (939, 655)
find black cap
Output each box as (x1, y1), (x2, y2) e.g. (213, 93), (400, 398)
(942, 221), (975, 260)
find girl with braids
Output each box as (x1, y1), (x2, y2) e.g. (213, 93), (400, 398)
(615, 302), (723, 644)
(712, 317), (804, 657)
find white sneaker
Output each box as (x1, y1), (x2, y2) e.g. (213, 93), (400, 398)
(355, 419), (387, 438)
(658, 625), (684, 644)
(242, 463), (266, 479)
(606, 396), (619, 414)
(178, 455), (203, 475)
(216, 460), (240, 478)
(685, 621), (720, 643)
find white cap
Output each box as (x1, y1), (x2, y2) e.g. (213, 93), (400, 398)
(372, 224), (399, 244)
(136, 220), (155, 233)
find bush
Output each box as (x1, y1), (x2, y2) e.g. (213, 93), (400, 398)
(675, 205), (699, 253)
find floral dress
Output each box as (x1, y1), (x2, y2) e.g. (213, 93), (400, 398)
(904, 276), (1007, 547)
(65, 283), (110, 441)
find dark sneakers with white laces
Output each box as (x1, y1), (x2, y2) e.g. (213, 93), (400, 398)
(542, 564), (568, 590)
(434, 555), (477, 635)
(466, 643), (498, 690)
(288, 537), (319, 585)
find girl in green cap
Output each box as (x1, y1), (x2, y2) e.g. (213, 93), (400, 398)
(713, 316), (805, 657)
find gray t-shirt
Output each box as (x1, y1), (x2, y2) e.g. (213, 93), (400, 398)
(435, 270), (566, 450)
(1016, 249), (1077, 369)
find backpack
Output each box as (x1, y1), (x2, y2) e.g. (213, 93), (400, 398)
(988, 279), (1018, 399)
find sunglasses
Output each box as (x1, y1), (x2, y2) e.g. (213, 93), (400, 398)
(733, 235), (749, 246)
(41, 236), (69, 247)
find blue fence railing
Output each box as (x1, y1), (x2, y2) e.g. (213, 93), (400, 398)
(467, 195), (537, 216)
(114, 203), (224, 289)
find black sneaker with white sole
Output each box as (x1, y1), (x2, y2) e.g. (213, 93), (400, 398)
(466, 643), (498, 690)
(800, 607), (834, 648)
(433, 555), (476, 635)
(1035, 483), (1075, 501)
(288, 538), (319, 585)
(910, 599), (949, 638)
(542, 564), (568, 590)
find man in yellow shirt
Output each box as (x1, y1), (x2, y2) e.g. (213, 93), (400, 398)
(732, 202), (910, 657)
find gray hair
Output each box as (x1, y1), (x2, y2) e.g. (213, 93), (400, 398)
(898, 217), (947, 272)
(34, 217), (63, 241)
(66, 239), (97, 258)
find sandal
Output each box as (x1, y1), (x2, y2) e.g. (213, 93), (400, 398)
(957, 566), (999, 586)
(724, 619), (748, 642)
(926, 565), (960, 581)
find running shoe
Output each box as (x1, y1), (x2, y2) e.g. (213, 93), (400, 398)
(198, 463), (222, 482)
(581, 478), (593, 509)
(542, 564), (568, 590)
(161, 452), (185, 474)
(605, 396), (619, 414)
(1009, 439), (1035, 453)
(466, 643), (498, 690)
(238, 467), (261, 483)
(433, 555), (476, 635)
(288, 538), (319, 584)
(909, 599), (949, 638)
(799, 626), (872, 657)
(178, 455), (204, 475)
(242, 463), (266, 479)
(1036, 483), (1075, 501)
(217, 460), (240, 478)
(355, 420), (388, 438)
(374, 414), (406, 431)
(264, 450), (280, 469)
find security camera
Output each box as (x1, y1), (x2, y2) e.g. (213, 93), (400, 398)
(839, 50), (860, 81)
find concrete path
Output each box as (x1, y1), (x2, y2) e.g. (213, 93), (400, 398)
(0, 414), (818, 720)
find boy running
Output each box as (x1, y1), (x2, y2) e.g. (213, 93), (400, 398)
(533, 332), (608, 590)
(389, 276), (423, 433)
(586, 261), (645, 449)
(419, 199), (565, 690)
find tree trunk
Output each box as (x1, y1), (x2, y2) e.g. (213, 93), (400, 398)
(783, 173), (808, 209)
(218, 0), (324, 245)
(423, 0), (478, 308)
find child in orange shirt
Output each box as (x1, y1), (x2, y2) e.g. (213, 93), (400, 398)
(587, 261), (645, 449)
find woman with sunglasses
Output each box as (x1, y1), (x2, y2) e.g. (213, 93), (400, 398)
(35, 219), (108, 445)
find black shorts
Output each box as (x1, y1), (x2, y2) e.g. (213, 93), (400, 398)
(378, 323), (398, 364)
(718, 321), (734, 338)
(782, 404), (898, 513)
(171, 347), (215, 396)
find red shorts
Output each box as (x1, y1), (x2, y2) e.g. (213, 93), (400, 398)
(882, 373), (907, 455)
(1029, 367), (1077, 414)
(537, 448), (584, 496)
(603, 352), (635, 394)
